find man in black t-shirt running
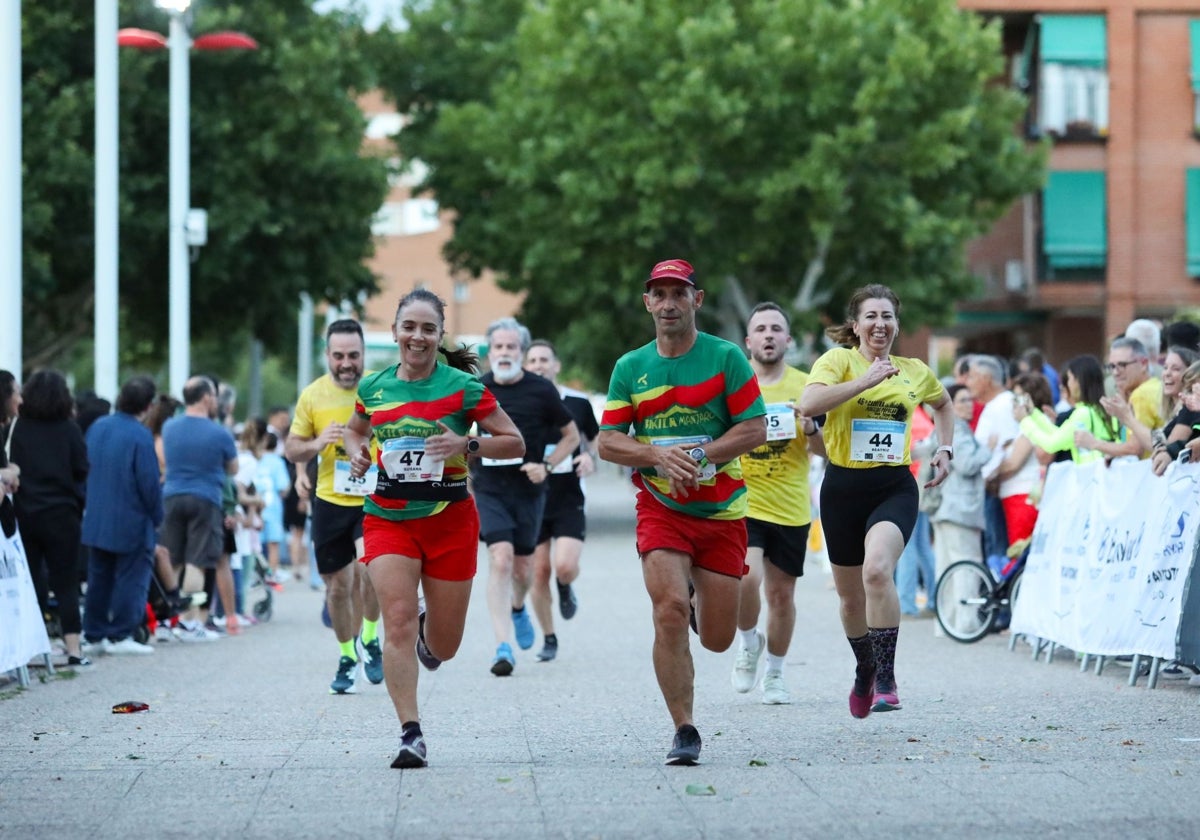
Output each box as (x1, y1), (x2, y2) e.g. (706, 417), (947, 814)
(523, 339), (600, 662)
(470, 319), (578, 676)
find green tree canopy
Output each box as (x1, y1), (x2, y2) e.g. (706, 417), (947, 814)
(381, 0), (1045, 386)
(21, 1), (390, 382)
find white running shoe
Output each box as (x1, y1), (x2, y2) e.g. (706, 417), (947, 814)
(176, 621), (220, 643)
(81, 638), (110, 657)
(106, 637), (155, 656)
(154, 624), (175, 643)
(731, 630), (765, 693)
(761, 672), (793, 705)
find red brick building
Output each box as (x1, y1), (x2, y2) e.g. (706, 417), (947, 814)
(354, 92), (524, 365)
(951, 0), (1200, 365)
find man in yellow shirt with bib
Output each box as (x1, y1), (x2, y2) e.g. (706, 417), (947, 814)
(731, 303), (826, 705)
(286, 319), (383, 695)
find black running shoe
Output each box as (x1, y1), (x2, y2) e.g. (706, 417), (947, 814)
(556, 580), (578, 620)
(536, 637), (558, 662)
(665, 724), (702, 766)
(416, 605), (441, 672)
(390, 728), (428, 769)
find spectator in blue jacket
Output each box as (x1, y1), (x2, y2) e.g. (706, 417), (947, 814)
(81, 377), (163, 656)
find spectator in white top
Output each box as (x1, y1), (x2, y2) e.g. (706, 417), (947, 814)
(965, 355), (1015, 558)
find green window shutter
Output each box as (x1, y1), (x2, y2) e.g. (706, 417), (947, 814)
(1040, 15), (1107, 67)
(1043, 171), (1106, 269)
(1191, 20), (1200, 93)
(1187, 169), (1200, 277)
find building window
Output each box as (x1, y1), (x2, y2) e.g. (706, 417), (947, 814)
(1186, 169), (1200, 277)
(1042, 170), (1106, 276)
(365, 112), (403, 140)
(1032, 15), (1109, 140)
(371, 198), (441, 238)
(1191, 21), (1200, 134)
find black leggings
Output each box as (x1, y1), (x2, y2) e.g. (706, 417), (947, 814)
(21, 506), (84, 635)
(820, 464), (918, 568)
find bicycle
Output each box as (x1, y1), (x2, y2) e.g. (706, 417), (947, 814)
(934, 549), (1026, 643)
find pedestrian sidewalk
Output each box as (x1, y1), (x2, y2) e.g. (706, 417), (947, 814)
(3, 466), (1200, 840)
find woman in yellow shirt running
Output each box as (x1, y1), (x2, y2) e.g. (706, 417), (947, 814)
(800, 284), (954, 719)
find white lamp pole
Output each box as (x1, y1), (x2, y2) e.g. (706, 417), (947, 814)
(166, 5), (192, 397)
(0, 2), (21, 377)
(297, 292), (313, 394)
(94, 0), (119, 401)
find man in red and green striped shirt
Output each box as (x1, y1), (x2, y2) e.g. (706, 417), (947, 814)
(598, 258), (766, 766)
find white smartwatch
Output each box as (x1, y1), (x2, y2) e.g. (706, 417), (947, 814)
(935, 445), (954, 461)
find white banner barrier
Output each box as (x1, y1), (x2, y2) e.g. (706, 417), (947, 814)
(0, 521), (52, 674)
(1011, 458), (1200, 660)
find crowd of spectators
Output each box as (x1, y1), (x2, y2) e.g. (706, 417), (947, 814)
(1, 366), (314, 670)
(896, 316), (1200, 628)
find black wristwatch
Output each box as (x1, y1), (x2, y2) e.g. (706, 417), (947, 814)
(466, 437), (481, 455)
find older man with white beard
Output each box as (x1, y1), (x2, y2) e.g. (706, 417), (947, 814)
(471, 317), (579, 676)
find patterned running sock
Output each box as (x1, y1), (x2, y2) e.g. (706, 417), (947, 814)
(869, 626), (900, 686)
(848, 633), (875, 683)
(360, 618), (379, 646)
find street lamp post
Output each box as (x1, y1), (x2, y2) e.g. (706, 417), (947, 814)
(119, 1), (256, 396)
(1, 4), (21, 377)
(166, 5), (190, 398)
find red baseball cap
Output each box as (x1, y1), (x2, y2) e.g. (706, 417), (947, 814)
(646, 259), (695, 287)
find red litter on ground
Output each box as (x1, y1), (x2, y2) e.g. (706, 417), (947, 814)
(112, 701), (150, 714)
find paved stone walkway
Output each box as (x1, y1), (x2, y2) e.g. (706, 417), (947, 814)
(3, 466), (1199, 839)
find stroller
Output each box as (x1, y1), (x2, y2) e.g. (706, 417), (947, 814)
(244, 551), (276, 623)
(136, 564), (198, 644)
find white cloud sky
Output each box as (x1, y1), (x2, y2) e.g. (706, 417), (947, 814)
(313, 0), (405, 31)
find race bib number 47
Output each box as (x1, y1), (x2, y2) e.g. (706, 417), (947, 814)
(380, 436), (444, 482)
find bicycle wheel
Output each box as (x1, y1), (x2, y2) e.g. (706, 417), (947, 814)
(935, 560), (997, 643)
(1003, 571), (1022, 620)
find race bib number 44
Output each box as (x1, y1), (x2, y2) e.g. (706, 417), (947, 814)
(849, 419), (906, 463)
(380, 436), (444, 482)
(333, 460), (378, 496)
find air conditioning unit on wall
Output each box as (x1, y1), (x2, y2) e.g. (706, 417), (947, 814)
(1004, 260), (1026, 292)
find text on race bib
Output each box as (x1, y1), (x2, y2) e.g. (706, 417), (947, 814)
(380, 436), (444, 482)
(651, 435), (716, 481)
(849, 419), (906, 463)
(333, 459), (378, 496)
(765, 403), (798, 442)
(543, 443), (574, 475)
(479, 430), (523, 467)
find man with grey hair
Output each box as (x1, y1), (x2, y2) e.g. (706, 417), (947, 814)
(965, 355), (1016, 557)
(1108, 335), (1160, 452)
(1124, 319), (1162, 370)
(472, 317), (579, 675)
